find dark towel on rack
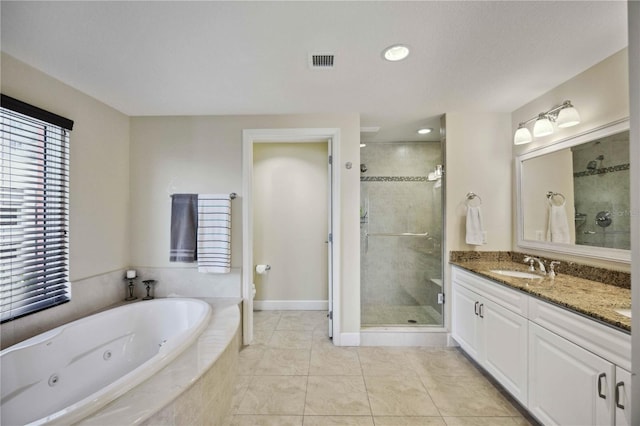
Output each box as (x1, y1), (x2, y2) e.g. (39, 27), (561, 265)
(170, 194), (198, 262)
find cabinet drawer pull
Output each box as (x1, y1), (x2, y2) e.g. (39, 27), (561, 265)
(474, 301), (479, 316)
(479, 303), (484, 318)
(597, 373), (606, 399)
(615, 381), (624, 409)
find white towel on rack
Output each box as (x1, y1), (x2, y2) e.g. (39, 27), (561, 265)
(465, 205), (485, 245)
(546, 204), (570, 244)
(197, 194), (231, 273)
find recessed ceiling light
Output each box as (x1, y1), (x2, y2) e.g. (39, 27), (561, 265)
(383, 44), (410, 62)
(360, 126), (381, 133)
(360, 143), (367, 148)
(417, 128), (433, 135)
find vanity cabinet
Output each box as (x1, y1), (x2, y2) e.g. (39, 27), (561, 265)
(451, 266), (632, 426)
(615, 367), (631, 426)
(451, 268), (528, 405)
(528, 322), (614, 425)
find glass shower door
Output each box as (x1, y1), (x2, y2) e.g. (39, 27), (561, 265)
(360, 142), (444, 327)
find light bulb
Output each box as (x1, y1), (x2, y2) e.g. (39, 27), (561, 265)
(557, 106), (580, 128)
(533, 114), (554, 137)
(514, 125), (532, 145)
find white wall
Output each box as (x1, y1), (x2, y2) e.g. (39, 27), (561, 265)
(0, 53), (130, 348)
(253, 142), (328, 304)
(445, 112), (514, 252)
(511, 48), (630, 270)
(129, 113), (361, 333)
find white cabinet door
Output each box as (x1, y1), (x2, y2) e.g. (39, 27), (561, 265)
(451, 283), (481, 360)
(482, 298), (528, 406)
(529, 322), (614, 426)
(614, 367), (631, 426)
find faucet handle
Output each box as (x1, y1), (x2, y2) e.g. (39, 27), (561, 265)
(548, 261), (560, 278)
(523, 256), (535, 271)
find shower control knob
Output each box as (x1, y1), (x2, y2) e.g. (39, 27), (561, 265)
(595, 211), (612, 227)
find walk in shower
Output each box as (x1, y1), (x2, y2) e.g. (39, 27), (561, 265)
(360, 141), (444, 327)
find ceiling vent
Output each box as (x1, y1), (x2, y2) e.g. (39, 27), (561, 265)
(309, 53), (335, 69)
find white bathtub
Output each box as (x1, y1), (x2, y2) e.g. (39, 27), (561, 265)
(0, 298), (212, 426)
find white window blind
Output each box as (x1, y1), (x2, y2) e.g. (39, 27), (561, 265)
(1, 95), (73, 323)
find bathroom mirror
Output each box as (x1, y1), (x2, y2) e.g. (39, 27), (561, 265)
(516, 119), (630, 263)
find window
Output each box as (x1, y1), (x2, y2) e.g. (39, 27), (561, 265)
(1, 95), (74, 322)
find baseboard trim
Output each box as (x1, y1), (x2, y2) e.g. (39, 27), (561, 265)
(253, 300), (328, 311)
(338, 332), (361, 347)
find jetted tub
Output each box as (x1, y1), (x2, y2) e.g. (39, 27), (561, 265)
(0, 298), (212, 425)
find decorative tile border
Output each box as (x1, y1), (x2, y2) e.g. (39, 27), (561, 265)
(360, 176), (429, 182)
(573, 163), (630, 178)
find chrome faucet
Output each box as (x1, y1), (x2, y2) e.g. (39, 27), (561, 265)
(548, 261), (561, 279)
(523, 256), (546, 275)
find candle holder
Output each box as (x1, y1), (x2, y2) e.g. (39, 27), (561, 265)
(124, 277), (137, 301)
(142, 280), (156, 300)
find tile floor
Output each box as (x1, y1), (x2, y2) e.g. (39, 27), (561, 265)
(226, 311), (537, 426)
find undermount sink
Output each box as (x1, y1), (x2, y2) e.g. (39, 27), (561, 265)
(490, 270), (543, 279)
(615, 309), (632, 318)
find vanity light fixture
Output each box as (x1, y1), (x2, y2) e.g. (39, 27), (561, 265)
(383, 44), (410, 62)
(417, 127), (432, 135)
(513, 100), (580, 145)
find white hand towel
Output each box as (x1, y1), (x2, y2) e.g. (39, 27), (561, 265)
(465, 205), (485, 245)
(547, 204), (570, 244)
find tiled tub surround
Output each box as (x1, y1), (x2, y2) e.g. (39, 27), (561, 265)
(450, 251), (631, 332)
(0, 269), (126, 350)
(79, 299), (241, 425)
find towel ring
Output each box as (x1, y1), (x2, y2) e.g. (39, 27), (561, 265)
(465, 192), (482, 207)
(546, 191), (566, 206)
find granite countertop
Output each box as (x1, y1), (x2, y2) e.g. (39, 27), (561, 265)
(450, 258), (631, 333)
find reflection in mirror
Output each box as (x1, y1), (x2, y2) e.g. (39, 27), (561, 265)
(517, 119), (630, 262)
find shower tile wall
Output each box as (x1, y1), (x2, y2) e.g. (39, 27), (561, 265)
(360, 142), (443, 326)
(572, 131), (630, 250)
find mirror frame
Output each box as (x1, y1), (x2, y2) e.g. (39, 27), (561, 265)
(516, 118), (630, 263)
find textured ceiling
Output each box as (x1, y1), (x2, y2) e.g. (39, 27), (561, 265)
(0, 1), (628, 142)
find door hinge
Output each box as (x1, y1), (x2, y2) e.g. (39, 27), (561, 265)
(328, 155), (333, 165)
(328, 233), (333, 243)
(327, 311), (333, 320)
(437, 292), (445, 305)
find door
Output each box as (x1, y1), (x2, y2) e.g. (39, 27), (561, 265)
(451, 283), (481, 359)
(327, 145), (333, 337)
(482, 298), (528, 405)
(528, 322), (614, 426)
(614, 367), (631, 426)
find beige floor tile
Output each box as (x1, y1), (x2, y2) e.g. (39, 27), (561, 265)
(303, 415), (374, 425)
(269, 330), (314, 349)
(309, 346), (362, 376)
(364, 376), (439, 417)
(304, 376), (372, 416)
(255, 348), (311, 375)
(228, 414), (303, 425)
(357, 347), (415, 376)
(252, 328), (275, 346)
(424, 374), (520, 417)
(374, 417), (446, 425)
(278, 311), (328, 331)
(238, 346), (266, 375)
(253, 311), (282, 330)
(312, 327), (335, 347)
(442, 417), (521, 426)
(237, 376), (307, 415)
(230, 375), (252, 414)
(405, 348), (482, 379)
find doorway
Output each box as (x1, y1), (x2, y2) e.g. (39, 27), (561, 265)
(242, 128), (341, 346)
(252, 142), (328, 309)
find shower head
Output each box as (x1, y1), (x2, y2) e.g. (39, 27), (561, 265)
(587, 155), (604, 171)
